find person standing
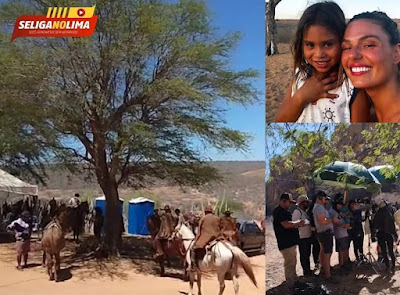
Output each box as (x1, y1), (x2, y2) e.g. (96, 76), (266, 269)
(313, 191), (335, 281)
(348, 200), (364, 261)
(307, 196), (321, 271)
(273, 193), (305, 283)
(292, 195), (314, 276)
(7, 211), (32, 270)
(329, 197), (351, 271)
(68, 193), (81, 208)
(373, 200), (398, 273)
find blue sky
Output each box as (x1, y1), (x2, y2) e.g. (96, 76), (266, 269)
(276, 0), (400, 19)
(205, 0), (265, 161)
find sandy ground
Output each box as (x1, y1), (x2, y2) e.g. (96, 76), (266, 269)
(0, 234), (264, 295)
(265, 219), (400, 295)
(266, 44), (292, 123)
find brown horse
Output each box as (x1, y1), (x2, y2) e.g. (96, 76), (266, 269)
(41, 207), (71, 282)
(70, 201), (89, 242)
(148, 214), (186, 277)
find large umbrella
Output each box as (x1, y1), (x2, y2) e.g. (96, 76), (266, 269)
(313, 161), (381, 193)
(368, 165), (400, 184)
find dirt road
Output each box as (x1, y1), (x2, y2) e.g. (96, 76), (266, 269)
(0, 237), (264, 295)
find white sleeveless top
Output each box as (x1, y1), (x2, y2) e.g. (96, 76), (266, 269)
(292, 71), (353, 123)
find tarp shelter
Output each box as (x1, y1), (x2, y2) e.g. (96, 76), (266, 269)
(94, 196), (124, 218)
(128, 197), (154, 235)
(0, 169), (38, 199)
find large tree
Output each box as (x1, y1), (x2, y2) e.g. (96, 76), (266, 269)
(266, 0), (282, 56)
(2, 0), (259, 255)
(0, 32), (57, 184)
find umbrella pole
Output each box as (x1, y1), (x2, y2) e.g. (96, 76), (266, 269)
(344, 188), (349, 206)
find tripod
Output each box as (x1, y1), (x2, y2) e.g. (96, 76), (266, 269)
(356, 218), (381, 274)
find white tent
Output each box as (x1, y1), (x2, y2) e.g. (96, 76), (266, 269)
(0, 169), (38, 196)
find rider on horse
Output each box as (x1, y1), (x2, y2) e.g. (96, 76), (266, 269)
(68, 193), (81, 208)
(154, 205), (177, 259)
(220, 209), (239, 246)
(190, 205), (221, 271)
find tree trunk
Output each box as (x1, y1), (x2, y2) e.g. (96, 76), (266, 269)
(266, 0), (281, 56)
(303, 178), (316, 198)
(99, 177), (122, 257)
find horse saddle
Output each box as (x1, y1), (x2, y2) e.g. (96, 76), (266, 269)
(195, 239), (220, 262)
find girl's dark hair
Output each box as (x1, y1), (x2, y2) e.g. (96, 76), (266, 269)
(292, 1), (346, 78)
(348, 11), (400, 46)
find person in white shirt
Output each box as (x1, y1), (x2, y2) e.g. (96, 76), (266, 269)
(292, 195), (314, 276)
(68, 193), (81, 208)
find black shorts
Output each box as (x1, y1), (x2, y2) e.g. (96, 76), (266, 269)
(317, 230), (334, 254)
(336, 236), (350, 252)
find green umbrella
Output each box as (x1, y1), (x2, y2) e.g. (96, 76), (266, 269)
(313, 161), (381, 193)
(368, 165), (400, 184)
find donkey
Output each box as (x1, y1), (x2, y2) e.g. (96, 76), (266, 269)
(41, 208), (71, 282)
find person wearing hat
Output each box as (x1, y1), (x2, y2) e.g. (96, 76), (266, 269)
(190, 205), (221, 271)
(6, 211), (32, 270)
(273, 193), (305, 283)
(329, 195), (351, 272)
(220, 209), (239, 246)
(372, 200), (398, 273)
(312, 190), (335, 281)
(154, 205), (176, 259)
(292, 195), (314, 277)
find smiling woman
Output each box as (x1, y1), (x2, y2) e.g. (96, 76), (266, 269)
(341, 11), (400, 122)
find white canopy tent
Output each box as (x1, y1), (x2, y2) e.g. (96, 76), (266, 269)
(0, 169), (38, 197)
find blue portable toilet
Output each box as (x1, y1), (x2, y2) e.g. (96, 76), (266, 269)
(128, 197), (154, 235)
(94, 195), (124, 218)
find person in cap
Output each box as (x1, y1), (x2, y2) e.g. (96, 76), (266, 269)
(372, 200), (398, 273)
(190, 205), (221, 271)
(7, 211), (32, 270)
(312, 191), (335, 281)
(329, 195), (351, 272)
(220, 209), (239, 246)
(273, 193), (305, 283)
(292, 195), (314, 276)
(154, 205), (176, 259)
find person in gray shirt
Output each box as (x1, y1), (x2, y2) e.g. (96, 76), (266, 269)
(329, 197), (351, 271)
(312, 191), (336, 281)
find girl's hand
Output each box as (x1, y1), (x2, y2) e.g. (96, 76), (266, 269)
(295, 72), (340, 106)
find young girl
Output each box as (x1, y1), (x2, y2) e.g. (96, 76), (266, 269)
(275, 1), (371, 123)
(341, 11), (400, 122)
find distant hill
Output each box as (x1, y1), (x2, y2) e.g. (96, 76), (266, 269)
(35, 161), (265, 219)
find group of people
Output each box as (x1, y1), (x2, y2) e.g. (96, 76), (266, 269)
(273, 191), (400, 286)
(5, 193), (107, 269)
(275, 1), (400, 123)
(151, 204), (240, 270)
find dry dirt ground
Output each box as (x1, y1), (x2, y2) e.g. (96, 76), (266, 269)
(265, 43), (292, 123)
(0, 234), (264, 295)
(265, 219), (400, 295)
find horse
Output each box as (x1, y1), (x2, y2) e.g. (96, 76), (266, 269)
(41, 207), (71, 282)
(70, 201), (90, 242)
(175, 224), (257, 295)
(148, 213), (186, 276)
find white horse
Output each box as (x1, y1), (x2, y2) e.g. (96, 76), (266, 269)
(175, 224), (257, 295)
